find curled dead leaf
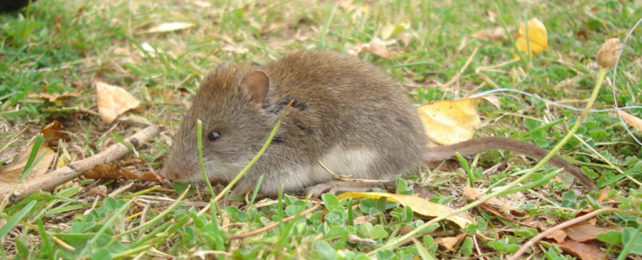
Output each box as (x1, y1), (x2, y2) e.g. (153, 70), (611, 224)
(617, 110), (642, 132)
(435, 234), (466, 251)
(95, 82), (141, 124)
(472, 27), (505, 41)
(40, 121), (69, 147)
(349, 38), (398, 58)
(0, 146), (55, 193)
(83, 164), (163, 183)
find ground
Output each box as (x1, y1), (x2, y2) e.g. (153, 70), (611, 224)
(0, 0), (641, 259)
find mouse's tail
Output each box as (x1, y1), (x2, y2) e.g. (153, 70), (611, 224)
(424, 136), (594, 188)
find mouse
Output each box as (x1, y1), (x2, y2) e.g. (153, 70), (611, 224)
(160, 50), (594, 197)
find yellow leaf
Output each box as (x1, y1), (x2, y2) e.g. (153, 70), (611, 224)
(515, 18), (548, 55)
(417, 98), (481, 145)
(95, 82), (141, 124)
(337, 192), (473, 228)
(381, 21), (410, 40)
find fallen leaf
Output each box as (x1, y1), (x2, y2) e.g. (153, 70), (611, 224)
(435, 234), (466, 251)
(482, 95), (502, 109)
(40, 121), (69, 147)
(349, 38), (398, 58)
(472, 26), (505, 41)
(0, 146), (55, 192)
(87, 185), (108, 197)
(28, 90), (81, 102)
(617, 110), (642, 132)
(557, 240), (605, 260)
(146, 22), (194, 33)
(353, 215), (376, 225)
(564, 222), (621, 242)
(545, 229), (568, 243)
(514, 18), (548, 56)
(380, 21), (410, 40)
(417, 98), (481, 145)
(486, 10), (497, 23)
(462, 187), (526, 219)
(597, 186), (610, 202)
(95, 82), (141, 124)
(337, 192), (473, 228)
(141, 42), (159, 58)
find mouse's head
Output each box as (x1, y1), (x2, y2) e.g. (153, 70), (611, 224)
(161, 63), (276, 184)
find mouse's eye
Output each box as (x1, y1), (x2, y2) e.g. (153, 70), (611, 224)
(207, 131), (221, 141)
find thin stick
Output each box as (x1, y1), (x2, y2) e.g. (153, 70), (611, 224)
(508, 208), (635, 260)
(7, 125), (159, 202)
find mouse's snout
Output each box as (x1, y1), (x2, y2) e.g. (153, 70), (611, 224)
(161, 155), (198, 182)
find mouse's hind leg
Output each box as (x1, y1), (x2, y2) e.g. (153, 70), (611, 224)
(305, 181), (376, 197)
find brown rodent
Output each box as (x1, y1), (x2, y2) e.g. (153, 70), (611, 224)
(161, 51), (594, 196)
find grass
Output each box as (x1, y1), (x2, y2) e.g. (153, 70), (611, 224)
(1, 0), (641, 259)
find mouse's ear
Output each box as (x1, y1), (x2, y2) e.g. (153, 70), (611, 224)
(241, 70), (269, 105)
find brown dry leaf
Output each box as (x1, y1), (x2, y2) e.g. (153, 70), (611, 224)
(28, 90), (81, 102)
(83, 164), (163, 183)
(353, 215), (375, 225)
(617, 110), (642, 132)
(545, 229), (568, 243)
(40, 121), (69, 147)
(597, 186), (610, 202)
(95, 82), (141, 124)
(349, 38), (398, 58)
(87, 185), (108, 197)
(564, 222), (621, 242)
(0, 146), (55, 192)
(462, 187), (526, 219)
(146, 22), (194, 33)
(417, 98), (481, 145)
(557, 240), (605, 260)
(366, 38), (397, 58)
(482, 95), (502, 109)
(472, 26), (505, 41)
(337, 192), (473, 228)
(435, 234), (466, 251)
(486, 10), (497, 23)
(84, 164), (121, 179)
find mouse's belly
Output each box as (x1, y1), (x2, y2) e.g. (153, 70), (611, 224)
(258, 146), (401, 194)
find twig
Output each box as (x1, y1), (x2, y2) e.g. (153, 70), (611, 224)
(227, 201), (321, 239)
(6, 125), (159, 202)
(508, 208), (635, 260)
